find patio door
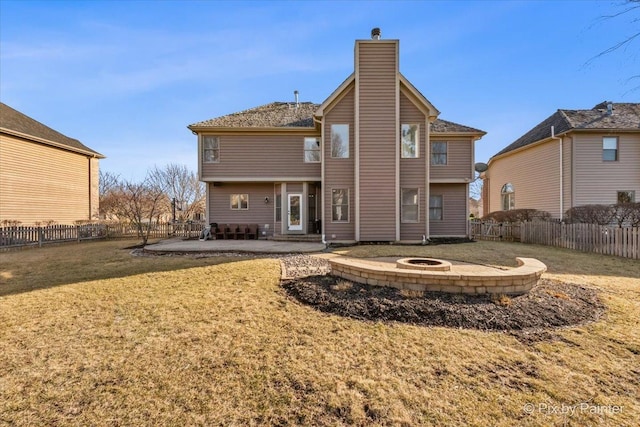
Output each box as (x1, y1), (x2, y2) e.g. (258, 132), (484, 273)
(287, 193), (303, 231)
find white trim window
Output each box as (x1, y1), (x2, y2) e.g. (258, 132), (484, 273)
(304, 137), (321, 162)
(203, 136), (220, 163)
(501, 183), (515, 211)
(429, 195), (443, 220)
(401, 124), (419, 158)
(275, 194), (282, 221)
(617, 191), (635, 203)
(331, 188), (349, 222)
(431, 141), (447, 165)
(230, 194), (248, 210)
(331, 124), (349, 158)
(401, 188), (419, 222)
(603, 136), (618, 161)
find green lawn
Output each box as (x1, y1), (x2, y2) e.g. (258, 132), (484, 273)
(1, 239), (638, 426)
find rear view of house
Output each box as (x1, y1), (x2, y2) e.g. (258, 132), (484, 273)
(0, 103), (104, 225)
(483, 102), (640, 219)
(189, 29), (485, 243)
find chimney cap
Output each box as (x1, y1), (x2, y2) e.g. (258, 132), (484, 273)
(371, 28), (381, 40)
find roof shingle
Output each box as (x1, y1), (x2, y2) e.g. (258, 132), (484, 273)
(189, 102), (320, 128)
(189, 101), (484, 134)
(0, 102), (104, 157)
(493, 102), (640, 158)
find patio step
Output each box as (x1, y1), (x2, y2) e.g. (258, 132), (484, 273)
(269, 234), (323, 243)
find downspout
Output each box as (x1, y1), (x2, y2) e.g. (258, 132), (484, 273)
(551, 126), (563, 220)
(313, 115), (325, 242)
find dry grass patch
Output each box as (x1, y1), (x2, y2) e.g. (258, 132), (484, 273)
(0, 240), (638, 426)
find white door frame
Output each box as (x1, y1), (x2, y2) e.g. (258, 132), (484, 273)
(287, 193), (303, 232)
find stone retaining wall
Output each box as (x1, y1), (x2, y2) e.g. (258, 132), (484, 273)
(329, 257), (546, 295)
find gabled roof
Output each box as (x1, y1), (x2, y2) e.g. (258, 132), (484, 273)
(189, 102), (320, 129)
(493, 102), (640, 158)
(398, 74), (440, 118)
(0, 102), (104, 158)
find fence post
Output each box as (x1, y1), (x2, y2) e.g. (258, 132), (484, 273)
(38, 227), (43, 247)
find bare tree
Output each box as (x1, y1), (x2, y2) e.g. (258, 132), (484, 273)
(587, 0), (640, 92)
(98, 171), (168, 245)
(99, 170), (121, 221)
(469, 173), (483, 201)
(118, 176), (167, 245)
(148, 164), (205, 222)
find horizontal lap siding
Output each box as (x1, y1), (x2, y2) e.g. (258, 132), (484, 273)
(208, 182), (274, 232)
(358, 41), (397, 241)
(202, 134), (320, 180)
(488, 141), (561, 217)
(400, 93), (426, 240)
(324, 86), (355, 240)
(573, 133), (640, 206)
(0, 135), (92, 225)
(430, 138), (473, 180)
(429, 183), (468, 236)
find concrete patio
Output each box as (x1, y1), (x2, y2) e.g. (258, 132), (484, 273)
(144, 237), (327, 254)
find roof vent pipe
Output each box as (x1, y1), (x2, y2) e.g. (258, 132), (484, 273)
(607, 102), (613, 116)
(294, 90), (299, 108)
(371, 28), (381, 40)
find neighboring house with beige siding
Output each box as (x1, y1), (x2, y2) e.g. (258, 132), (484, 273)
(188, 29), (485, 243)
(0, 102), (104, 225)
(483, 102), (640, 220)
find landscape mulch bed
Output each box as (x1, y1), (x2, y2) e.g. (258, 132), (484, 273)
(282, 275), (605, 335)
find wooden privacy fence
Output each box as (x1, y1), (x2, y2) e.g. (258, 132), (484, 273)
(470, 220), (639, 260)
(520, 222), (639, 260)
(0, 222), (206, 250)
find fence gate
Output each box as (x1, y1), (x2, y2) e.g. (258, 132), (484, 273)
(470, 220), (521, 242)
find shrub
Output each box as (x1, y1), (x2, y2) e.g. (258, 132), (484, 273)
(613, 203), (640, 227)
(565, 204), (640, 226)
(481, 209), (551, 223)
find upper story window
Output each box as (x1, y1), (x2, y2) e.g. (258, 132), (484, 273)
(431, 141), (447, 165)
(230, 194), (248, 210)
(203, 136), (220, 163)
(331, 124), (349, 158)
(304, 137), (321, 163)
(501, 183), (515, 211)
(603, 137), (618, 161)
(401, 124), (419, 158)
(401, 188), (419, 222)
(618, 191), (635, 204)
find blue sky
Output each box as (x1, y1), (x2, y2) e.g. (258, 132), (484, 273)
(1, 0), (637, 181)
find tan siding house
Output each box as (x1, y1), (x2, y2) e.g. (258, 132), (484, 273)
(0, 103), (104, 225)
(189, 29), (485, 242)
(484, 102), (640, 219)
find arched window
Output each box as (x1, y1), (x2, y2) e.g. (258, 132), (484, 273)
(501, 183), (515, 211)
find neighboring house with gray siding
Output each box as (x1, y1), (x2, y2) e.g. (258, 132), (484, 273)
(483, 102), (640, 220)
(0, 102), (104, 225)
(188, 30), (485, 243)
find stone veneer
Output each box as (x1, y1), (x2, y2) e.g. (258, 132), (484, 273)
(329, 257), (547, 295)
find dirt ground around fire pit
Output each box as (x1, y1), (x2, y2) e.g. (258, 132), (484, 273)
(281, 255), (606, 338)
